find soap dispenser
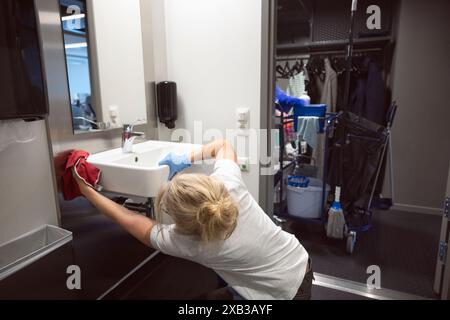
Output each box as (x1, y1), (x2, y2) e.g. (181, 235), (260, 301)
(156, 81), (178, 129)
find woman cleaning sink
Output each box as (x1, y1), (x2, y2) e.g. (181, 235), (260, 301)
(72, 139), (312, 300)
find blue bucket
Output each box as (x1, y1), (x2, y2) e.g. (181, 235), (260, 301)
(288, 175), (310, 188)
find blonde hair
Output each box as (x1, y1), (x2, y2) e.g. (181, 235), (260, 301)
(155, 174), (238, 242)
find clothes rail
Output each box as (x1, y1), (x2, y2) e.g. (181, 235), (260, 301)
(276, 36), (392, 53)
(276, 47), (383, 61)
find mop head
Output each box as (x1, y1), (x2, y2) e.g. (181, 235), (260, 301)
(326, 207), (346, 239)
(326, 187), (346, 239)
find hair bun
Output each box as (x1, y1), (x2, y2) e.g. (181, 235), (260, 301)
(196, 196), (238, 242)
(197, 202), (219, 220)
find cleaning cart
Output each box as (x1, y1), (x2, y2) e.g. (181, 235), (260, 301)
(274, 102), (397, 253)
(323, 103), (397, 253)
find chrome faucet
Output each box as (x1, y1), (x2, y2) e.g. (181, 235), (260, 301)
(122, 124), (145, 153)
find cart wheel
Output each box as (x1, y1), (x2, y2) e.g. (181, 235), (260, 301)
(346, 231), (357, 254)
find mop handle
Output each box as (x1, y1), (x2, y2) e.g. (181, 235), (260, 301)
(351, 0), (358, 12)
(342, 0), (358, 112)
(338, 0), (359, 191)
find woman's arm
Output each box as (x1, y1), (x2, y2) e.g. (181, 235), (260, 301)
(159, 139), (238, 179)
(75, 174), (156, 248)
(189, 139), (238, 164)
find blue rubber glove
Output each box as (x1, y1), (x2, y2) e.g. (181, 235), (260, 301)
(158, 152), (192, 180)
(275, 86), (305, 113)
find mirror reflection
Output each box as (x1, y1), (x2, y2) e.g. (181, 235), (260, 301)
(59, 0), (147, 135)
(59, 0), (98, 133)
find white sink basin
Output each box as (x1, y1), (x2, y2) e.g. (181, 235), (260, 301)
(87, 140), (201, 198)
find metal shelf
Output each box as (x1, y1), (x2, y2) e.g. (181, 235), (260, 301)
(276, 36), (392, 54)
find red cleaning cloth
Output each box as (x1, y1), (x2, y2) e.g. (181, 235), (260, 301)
(62, 150), (101, 201)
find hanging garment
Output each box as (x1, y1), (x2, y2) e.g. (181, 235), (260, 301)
(314, 75), (325, 104)
(298, 117), (320, 149)
(364, 59), (386, 125)
(305, 58), (323, 104)
(347, 58), (388, 197)
(349, 77), (365, 115)
(303, 62), (310, 85)
(350, 58), (386, 125)
(320, 58), (338, 112)
(287, 72), (306, 98)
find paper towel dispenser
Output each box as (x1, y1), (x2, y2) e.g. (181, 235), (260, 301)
(156, 81), (178, 129)
(0, 0), (48, 121)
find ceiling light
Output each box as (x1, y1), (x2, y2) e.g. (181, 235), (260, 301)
(62, 14), (86, 21)
(65, 42), (88, 49)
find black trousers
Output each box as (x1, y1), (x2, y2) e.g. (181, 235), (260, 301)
(207, 260), (314, 300)
(293, 260), (314, 300)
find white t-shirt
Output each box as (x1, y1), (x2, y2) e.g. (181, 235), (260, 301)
(150, 159), (309, 300)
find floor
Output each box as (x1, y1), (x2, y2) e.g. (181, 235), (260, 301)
(60, 196), (441, 300)
(286, 209), (441, 299)
(312, 285), (370, 300)
(60, 196), (155, 299)
(105, 254), (373, 300)
(105, 255), (219, 300)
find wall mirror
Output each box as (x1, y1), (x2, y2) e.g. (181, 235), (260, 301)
(59, 0), (147, 134)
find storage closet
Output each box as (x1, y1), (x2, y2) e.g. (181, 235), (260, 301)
(273, 0), (399, 255)
(271, 0), (450, 300)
